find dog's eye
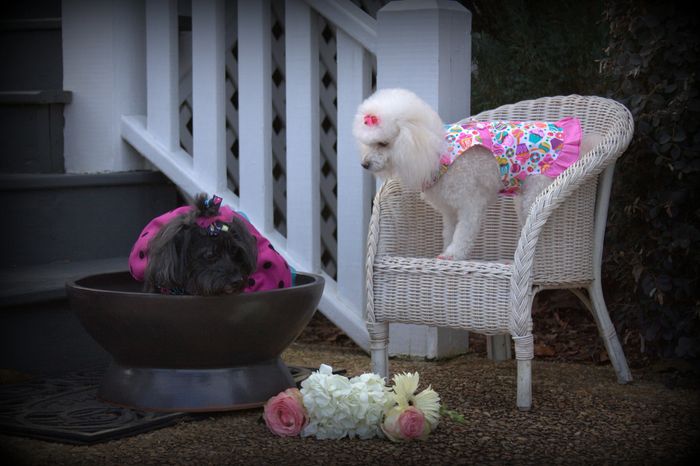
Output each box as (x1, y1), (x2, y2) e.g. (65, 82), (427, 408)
(377, 141), (389, 148)
(203, 250), (217, 262)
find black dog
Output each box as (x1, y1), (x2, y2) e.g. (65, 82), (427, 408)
(143, 194), (258, 295)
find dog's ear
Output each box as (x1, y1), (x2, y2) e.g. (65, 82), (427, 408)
(143, 216), (192, 293)
(389, 121), (443, 189)
(226, 217), (258, 277)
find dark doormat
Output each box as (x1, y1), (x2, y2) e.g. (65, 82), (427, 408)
(0, 366), (317, 445)
(0, 366), (189, 445)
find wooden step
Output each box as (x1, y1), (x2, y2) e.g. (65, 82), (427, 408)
(0, 90), (72, 174)
(1, 171), (178, 270)
(0, 257), (128, 307)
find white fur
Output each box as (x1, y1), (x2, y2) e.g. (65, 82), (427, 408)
(353, 88), (601, 260)
(352, 88), (445, 190)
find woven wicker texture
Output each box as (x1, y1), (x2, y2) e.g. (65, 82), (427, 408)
(365, 95), (634, 408)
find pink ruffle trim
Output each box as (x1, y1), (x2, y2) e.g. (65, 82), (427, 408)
(477, 126), (494, 151)
(545, 117), (582, 178)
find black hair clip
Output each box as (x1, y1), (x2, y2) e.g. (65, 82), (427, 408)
(206, 221), (230, 237)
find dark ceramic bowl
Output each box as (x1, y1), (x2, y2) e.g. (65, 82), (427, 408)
(66, 271), (324, 412)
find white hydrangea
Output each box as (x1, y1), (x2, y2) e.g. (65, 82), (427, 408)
(300, 364), (391, 440)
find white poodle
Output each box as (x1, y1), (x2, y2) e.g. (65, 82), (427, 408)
(353, 88), (600, 261)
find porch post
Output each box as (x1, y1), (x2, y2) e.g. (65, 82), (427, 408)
(62, 0), (147, 173)
(376, 0), (472, 359)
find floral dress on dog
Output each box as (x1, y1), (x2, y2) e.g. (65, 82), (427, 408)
(129, 205), (293, 293)
(428, 117), (582, 195)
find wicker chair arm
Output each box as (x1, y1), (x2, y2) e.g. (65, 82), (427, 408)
(507, 104), (634, 355)
(365, 181), (386, 323)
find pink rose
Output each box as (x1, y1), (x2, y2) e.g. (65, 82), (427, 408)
(398, 407), (427, 439)
(263, 388), (308, 437)
(382, 406), (431, 442)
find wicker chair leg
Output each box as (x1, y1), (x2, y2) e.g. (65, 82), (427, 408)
(571, 286), (632, 384)
(587, 282), (633, 384)
(516, 359), (532, 411)
(512, 332), (534, 411)
(368, 322), (390, 378)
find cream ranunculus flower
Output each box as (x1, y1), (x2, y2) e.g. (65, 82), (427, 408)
(413, 384), (440, 429)
(391, 372), (420, 408)
(383, 372), (441, 441)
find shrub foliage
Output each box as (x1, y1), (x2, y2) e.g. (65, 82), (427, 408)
(467, 0), (607, 113)
(467, 0), (699, 359)
(600, 0), (700, 358)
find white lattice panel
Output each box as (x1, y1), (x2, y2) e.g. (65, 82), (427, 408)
(176, 0), (371, 279)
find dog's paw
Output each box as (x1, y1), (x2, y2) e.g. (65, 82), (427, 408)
(437, 254), (454, 260)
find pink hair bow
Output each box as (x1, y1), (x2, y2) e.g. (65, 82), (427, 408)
(204, 194), (223, 209)
(363, 114), (380, 126)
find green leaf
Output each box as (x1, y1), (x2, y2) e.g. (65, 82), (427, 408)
(439, 406), (466, 424)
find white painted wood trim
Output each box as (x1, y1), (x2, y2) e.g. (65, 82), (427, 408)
(304, 0), (377, 54)
(146, 0), (179, 151)
(285, 0), (321, 272)
(336, 30), (373, 314)
(122, 115), (208, 201)
(178, 30), (193, 155)
(192, 0), (226, 194)
(318, 275), (371, 350)
(62, 0), (146, 173)
(376, 0), (472, 358)
(487, 335), (513, 361)
(376, 0), (471, 123)
(237, 0), (274, 232)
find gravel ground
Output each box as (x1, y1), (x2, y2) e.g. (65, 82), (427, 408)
(2, 342), (699, 465)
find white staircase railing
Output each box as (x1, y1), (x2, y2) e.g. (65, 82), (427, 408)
(120, 0), (471, 356)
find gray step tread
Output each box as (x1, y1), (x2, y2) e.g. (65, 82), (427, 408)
(0, 90), (72, 104)
(0, 257), (129, 307)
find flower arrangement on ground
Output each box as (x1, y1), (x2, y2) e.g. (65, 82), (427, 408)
(263, 364), (442, 441)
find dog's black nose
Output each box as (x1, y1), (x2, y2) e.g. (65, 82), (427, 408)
(361, 161), (370, 169)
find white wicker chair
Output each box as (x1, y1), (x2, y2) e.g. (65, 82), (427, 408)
(365, 95), (634, 410)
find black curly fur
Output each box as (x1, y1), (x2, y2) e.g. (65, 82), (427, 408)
(143, 194), (258, 296)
